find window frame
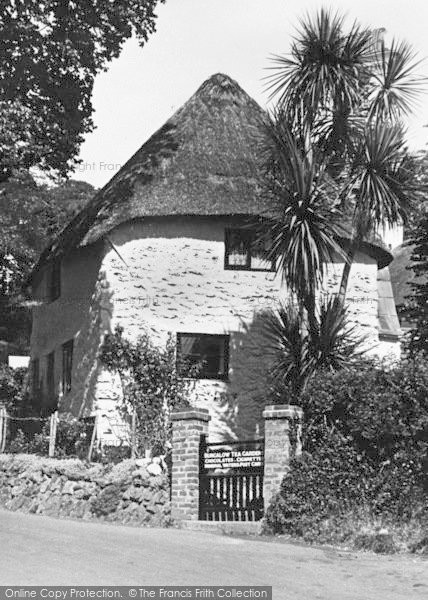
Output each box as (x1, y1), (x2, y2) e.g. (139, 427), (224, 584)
(62, 339), (74, 394)
(47, 258), (61, 302)
(31, 358), (40, 396)
(224, 228), (275, 272)
(46, 351), (55, 402)
(176, 332), (230, 381)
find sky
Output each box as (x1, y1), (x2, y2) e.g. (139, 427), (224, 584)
(75, 0), (428, 188)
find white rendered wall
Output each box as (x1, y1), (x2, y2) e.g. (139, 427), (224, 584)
(30, 216), (399, 442)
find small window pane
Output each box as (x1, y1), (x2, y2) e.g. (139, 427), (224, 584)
(31, 359), (40, 395)
(225, 228), (274, 271)
(225, 230), (250, 267)
(48, 259), (61, 301)
(62, 340), (73, 393)
(47, 351), (55, 402)
(178, 334), (229, 380)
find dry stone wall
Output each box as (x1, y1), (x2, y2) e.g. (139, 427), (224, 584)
(0, 454), (171, 526)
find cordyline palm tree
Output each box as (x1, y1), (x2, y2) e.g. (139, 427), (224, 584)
(260, 8), (425, 397)
(265, 9), (424, 304)
(262, 112), (345, 334)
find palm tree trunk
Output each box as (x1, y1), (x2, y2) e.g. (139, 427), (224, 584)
(303, 293), (318, 339)
(338, 241), (358, 303)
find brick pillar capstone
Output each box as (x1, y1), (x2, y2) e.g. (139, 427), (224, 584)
(170, 408), (210, 521)
(263, 404), (303, 509)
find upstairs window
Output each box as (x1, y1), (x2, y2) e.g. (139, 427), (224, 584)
(62, 339), (74, 393)
(224, 228), (274, 271)
(47, 259), (61, 302)
(177, 333), (229, 380)
(46, 351), (55, 402)
(31, 358), (40, 396)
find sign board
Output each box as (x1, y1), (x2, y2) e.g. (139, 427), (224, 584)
(202, 442), (264, 472)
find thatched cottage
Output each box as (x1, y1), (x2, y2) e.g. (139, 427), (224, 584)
(28, 74), (401, 444)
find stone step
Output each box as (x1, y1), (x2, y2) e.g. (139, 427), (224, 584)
(180, 519), (262, 535)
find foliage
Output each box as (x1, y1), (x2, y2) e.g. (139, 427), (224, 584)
(262, 296), (364, 400)
(264, 357), (428, 551)
(99, 326), (192, 455)
(6, 426), (49, 456)
(301, 358), (428, 463)
(0, 364), (28, 413)
(265, 8), (425, 306)
(0, 173), (95, 349)
(100, 445), (131, 465)
(6, 413), (92, 459)
(263, 115), (344, 316)
(0, 0), (164, 180)
(403, 213), (428, 356)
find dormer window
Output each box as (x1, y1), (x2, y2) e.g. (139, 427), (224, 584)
(47, 259), (61, 302)
(224, 228), (274, 271)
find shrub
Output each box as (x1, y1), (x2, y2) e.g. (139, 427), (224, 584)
(99, 326), (193, 456)
(264, 357), (428, 551)
(6, 413), (92, 459)
(0, 365), (28, 414)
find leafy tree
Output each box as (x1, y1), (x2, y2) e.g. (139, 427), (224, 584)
(0, 364), (28, 414)
(0, 173), (95, 349)
(403, 213), (428, 355)
(99, 326), (193, 456)
(0, 0), (164, 180)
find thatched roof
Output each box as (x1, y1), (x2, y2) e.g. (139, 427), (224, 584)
(31, 73), (391, 280)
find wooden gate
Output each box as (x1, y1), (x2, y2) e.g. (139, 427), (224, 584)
(199, 435), (264, 521)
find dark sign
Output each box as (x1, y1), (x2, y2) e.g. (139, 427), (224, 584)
(202, 442), (264, 472)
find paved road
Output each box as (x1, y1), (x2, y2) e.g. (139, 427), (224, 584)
(0, 509), (427, 599)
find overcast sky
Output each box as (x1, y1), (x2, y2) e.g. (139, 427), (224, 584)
(75, 0), (428, 188)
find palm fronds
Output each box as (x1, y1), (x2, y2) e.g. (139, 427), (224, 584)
(309, 295), (365, 371)
(262, 300), (310, 397)
(266, 9), (373, 127)
(262, 112), (345, 303)
(368, 39), (426, 121)
(262, 295), (365, 399)
(349, 122), (419, 233)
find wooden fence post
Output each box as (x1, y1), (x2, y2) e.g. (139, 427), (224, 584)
(131, 406), (137, 459)
(48, 411), (58, 458)
(0, 403), (7, 453)
(87, 413), (98, 462)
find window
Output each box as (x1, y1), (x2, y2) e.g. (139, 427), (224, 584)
(47, 259), (61, 301)
(31, 359), (40, 396)
(177, 333), (229, 380)
(46, 351), (55, 402)
(62, 340), (74, 393)
(224, 229), (274, 271)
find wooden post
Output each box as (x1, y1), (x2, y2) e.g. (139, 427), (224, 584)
(49, 411), (58, 458)
(87, 413), (98, 462)
(0, 403), (7, 454)
(131, 406), (137, 459)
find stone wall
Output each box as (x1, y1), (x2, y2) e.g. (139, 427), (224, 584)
(0, 454), (171, 526)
